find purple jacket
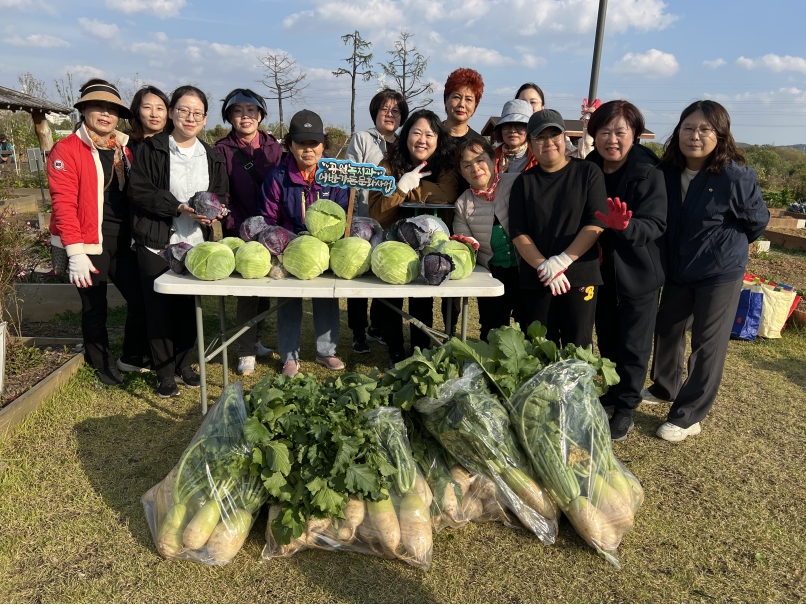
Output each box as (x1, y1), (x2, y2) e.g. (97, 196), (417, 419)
(215, 130), (282, 237)
(260, 153), (349, 234)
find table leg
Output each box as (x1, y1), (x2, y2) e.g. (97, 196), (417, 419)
(195, 295), (207, 416)
(461, 297), (469, 341)
(446, 297), (453, 338)
(219, 296), (228, 388)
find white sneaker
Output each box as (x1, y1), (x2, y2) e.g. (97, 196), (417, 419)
(238, 355), (256, 376)
(641, 389), (672, 405)
(255, 341), (273, 357)
(656, 421), (701, 442)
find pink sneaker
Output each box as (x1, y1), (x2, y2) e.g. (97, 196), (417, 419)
(281, 360), (299, 377)
(316, 356), (345, 370)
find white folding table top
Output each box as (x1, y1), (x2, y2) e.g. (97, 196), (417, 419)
(153, 265), (503, 299)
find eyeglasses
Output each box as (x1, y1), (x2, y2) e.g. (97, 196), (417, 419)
(533, 131), (564, 144)
(501, 123), (527, 132)
(174, 107), (207, 122)
(380, 107), (401, 117)
(681, 125), (715, 138)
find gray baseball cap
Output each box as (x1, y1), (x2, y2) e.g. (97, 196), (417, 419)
(527, 108), (566, 137)
(497, 99), (533, 126)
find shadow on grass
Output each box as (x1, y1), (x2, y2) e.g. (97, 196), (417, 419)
(73, 395), (202, 551)
(753, 357), (806, 390)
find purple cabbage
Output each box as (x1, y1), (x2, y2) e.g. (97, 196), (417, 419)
(161, 242), (193, 274)
(397, 221), (430, 251)
(239, 216), (270, 242)
(350, 216), (382, 242)
(370, 228), (388, 249)
(257, 225), (297, 255)
(420, 252), (455, 285)
(189, 191), (223, 220)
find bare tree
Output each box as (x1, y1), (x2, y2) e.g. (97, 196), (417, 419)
(379, 31), (434, 109)
(259, 52), (309, 138)
(54, 72), (79, 125)
(118, 72), (142, 107)
(333, 30), (373, 135)
(17, 72), (49, 100)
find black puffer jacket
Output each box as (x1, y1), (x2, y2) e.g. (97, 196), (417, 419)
(128, 131), (228, 249)
(587, 144), (667, 299)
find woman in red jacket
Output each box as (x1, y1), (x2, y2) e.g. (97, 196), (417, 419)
(47, 79), (150, 385)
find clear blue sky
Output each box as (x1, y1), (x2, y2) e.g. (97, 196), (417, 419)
(3, 0), (805, 145)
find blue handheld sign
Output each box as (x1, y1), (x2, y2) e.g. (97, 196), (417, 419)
(315, 158), (396, 196)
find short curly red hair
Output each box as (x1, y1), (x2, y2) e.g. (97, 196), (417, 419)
(443, 68), (484, 106)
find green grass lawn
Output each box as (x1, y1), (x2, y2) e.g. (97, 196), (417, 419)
(1, 295), (805, 603)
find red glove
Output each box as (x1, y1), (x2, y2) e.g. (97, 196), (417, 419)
(450, 233), (480, 252)
(595, 197), (632, 231)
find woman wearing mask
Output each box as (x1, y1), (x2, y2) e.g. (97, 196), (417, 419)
(585, 100), (667, 441)
(368, 109), (458, 363)
(453, 138), (519, 341)
(129, 85), (228, 398)
(492, 99), (537, 174)
(126, 85), (169, 157)
(261, 109), (348, 378)
(48, 79), (150, 386)
(215, 88), (283, 376)
(345, 89), (409, 354)
(644, 101), (769, 442)
(509, 108), (606, 348)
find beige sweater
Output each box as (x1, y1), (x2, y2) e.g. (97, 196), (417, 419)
(452, 173), (518, 269)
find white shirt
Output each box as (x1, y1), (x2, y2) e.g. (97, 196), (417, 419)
(168, 135), (209, 247)
(681, 168), (699, 202)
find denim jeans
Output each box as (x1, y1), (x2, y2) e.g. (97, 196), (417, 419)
(277, 297), (340, 363)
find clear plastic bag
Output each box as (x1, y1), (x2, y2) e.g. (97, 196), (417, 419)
(261, 407), (433, 571)
(142, 383), (267, 566)
(510, 358), (644, 568)
(414, 365), (559, 544)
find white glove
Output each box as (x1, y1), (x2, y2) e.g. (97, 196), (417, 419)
(396, 162), (432, 194)
(68, 253), (98, 288)
(537, 252), (573, 285)
(547, 273), (571, 296)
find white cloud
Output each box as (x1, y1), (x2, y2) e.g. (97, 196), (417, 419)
(104, 0), (185, 18)
(611, 49), (679, 78)
(736, 54), (806, 74)
(703, 58), (726, 69)
(706, 87), (806, 108)
(131, 42), (166, 55)
(7, 34), (69, 47)
(63, 65), (109, 80)
(285, 0), (403, 29)
(78, 18), (120, 40)
(448, 44), (515, 66)
(521, 53), (547, 68)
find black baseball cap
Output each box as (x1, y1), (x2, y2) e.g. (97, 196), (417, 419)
(528, 108), (566, 138)
(289, 109), (325, 144)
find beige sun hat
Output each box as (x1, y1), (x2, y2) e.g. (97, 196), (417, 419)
(74, 82), (132, 120)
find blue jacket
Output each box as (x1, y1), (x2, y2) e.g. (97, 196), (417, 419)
(260, 153), (349, 234)
(660, 160), (769, 286)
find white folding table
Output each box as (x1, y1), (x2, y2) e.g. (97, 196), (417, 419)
(154, 266), (503, 413)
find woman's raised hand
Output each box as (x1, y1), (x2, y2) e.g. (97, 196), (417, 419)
(396, 162), (432, 194)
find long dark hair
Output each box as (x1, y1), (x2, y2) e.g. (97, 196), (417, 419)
(167, 85), (208, 135)
(386, 109), (455, 182)
(127, 85), (170, 141)
(662, 100), (745, 174)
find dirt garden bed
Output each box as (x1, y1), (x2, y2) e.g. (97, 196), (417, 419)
(1, 342), (81, 408)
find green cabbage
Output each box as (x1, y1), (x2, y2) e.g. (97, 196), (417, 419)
(221, 237), (245, 251)
(235, 241), (272, 279)
(304, 199), (347, 243)
(437, 240), (476, 280)
(330, 237), (372, 279)
(371, 241), (420, 285)
(421, 231), (450, 256)
(185, 241), (235, 281)
(283, 235), (330, 280)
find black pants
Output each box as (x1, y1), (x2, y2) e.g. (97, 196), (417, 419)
(517, 284), (598, 348)
(377, 297), (435, 359)
(648, 279), (743, 429)
(78, 232), (149, 372)
(137, 245), (197, 379)
(596, 284), (660, 411)
(346, 298), (383, 339)
(236, 297), (272, 356)
(477, 264), (520, 341)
